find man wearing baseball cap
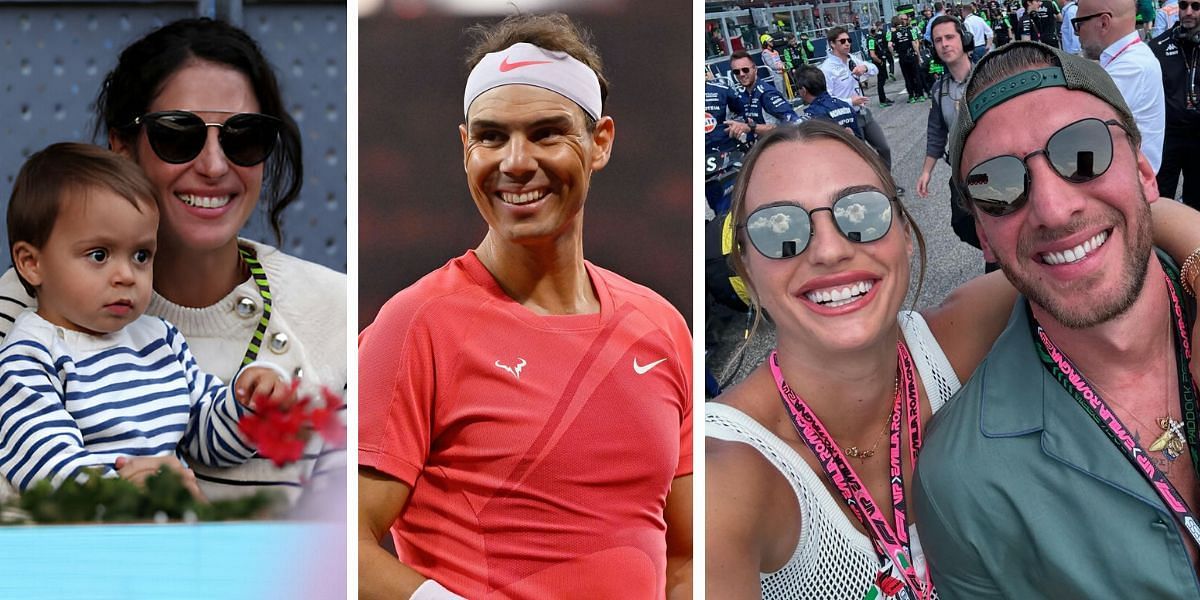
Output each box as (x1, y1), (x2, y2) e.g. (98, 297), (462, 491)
(358, 13), (692, 600)
(914, 41), (1200, 596)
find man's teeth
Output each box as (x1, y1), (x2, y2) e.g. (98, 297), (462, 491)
(499, 190), (547, 205)
(805, 280), (873, 307)
(1041, 231), (1108, 265)
(178, 194), (231, 209)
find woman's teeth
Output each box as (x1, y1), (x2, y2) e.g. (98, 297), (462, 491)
(1041, 230), (1109, 265)
(178, 194), (231, 209)
(805, 280), (874, 307)
(499, 190), (547, 205)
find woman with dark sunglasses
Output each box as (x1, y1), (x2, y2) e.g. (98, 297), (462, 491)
(0, 18), (345, 507)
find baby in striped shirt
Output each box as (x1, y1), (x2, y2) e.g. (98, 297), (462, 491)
(0, 143), (290, 494)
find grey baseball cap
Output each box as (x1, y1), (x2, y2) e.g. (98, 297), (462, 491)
(948, 41), (1140, 189)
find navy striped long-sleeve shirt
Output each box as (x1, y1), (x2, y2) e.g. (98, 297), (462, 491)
(0, 311), (256, 491)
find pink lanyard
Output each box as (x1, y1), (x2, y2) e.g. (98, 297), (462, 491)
(769, 342), (932, 599)
(1101, 37), (1141, 68)
(1030, 266), (1200, 552)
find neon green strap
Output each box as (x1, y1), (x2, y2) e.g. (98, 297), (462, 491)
(239, 246), (273, 366)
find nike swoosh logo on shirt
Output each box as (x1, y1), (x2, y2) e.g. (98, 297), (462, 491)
(633, 357), (668, 375)
(499, 57), (553, 72)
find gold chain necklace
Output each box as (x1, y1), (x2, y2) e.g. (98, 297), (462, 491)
(843, 377), (899, 461)
(1100, 329), (1185, 461)
(1149, 339), (1187, 460)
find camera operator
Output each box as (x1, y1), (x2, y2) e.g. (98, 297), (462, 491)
(1151, 3), (1200, 206)
(916, 15), (988, 261)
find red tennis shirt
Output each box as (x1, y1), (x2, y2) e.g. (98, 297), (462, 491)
(359, 251), (692, 599)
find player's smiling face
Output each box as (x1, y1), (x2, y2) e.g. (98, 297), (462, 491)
(460, 84), (614, 248)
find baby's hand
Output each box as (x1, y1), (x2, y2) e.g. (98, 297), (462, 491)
(235, 366), (294, 410)
(115, 455), (206, 502)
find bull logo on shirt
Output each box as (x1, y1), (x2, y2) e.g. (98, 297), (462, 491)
(495, 358), (527, 379)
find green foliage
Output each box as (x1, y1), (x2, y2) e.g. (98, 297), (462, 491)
(5, 467), (281, 525)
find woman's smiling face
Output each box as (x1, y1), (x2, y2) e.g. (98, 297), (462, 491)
(113, 59), (264, 254)
(741, 138), (912, 355)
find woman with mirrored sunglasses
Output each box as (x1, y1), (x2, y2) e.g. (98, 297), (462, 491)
(706, 120), (1019, 600)
(0, 18), (346, 508)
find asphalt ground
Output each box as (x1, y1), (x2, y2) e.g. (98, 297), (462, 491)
(706, 71), (987, 394)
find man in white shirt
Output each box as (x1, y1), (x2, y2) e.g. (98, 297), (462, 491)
(1061, 0), (1083, 52)
(1077, 0), (1165, 171)
(819, 26), (903, 194)
(962, 4), (995, 60)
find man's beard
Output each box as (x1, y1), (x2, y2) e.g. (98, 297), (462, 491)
(992, 190), (1153, 330)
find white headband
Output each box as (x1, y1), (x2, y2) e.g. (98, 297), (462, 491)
(463, 42), (602, 121)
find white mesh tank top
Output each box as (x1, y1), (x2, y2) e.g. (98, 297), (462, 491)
(706, 311), (959, 600)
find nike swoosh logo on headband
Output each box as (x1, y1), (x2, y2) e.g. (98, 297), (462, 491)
(499, 57), (553, 72)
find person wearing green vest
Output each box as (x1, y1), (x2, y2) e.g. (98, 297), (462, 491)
(790, 33), (816, 65)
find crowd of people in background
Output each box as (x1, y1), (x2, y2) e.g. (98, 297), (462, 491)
(705, 0), (1200, 217)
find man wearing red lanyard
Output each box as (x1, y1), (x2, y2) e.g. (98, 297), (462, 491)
(1077, 0), (1165, 171)
(914, 41), (1200, 597)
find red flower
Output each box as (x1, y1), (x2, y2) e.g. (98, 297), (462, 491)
(310, 387), (347, 447)
(238, 385), (346, 466)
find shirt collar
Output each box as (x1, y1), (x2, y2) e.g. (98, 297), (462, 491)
(825, 53), (851, 68)
(1100, 30), (1141, 63)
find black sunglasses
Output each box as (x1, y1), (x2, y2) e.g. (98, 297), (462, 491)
(732, 67), (755, 75)
(835, 37), (852, 44)
(961, 118), (1130, 217)
(1070, 11), (1111, 32)
(130, 110), (282, 167)
(1182, 1), (1200, 9)
(740, 190), (896, 259)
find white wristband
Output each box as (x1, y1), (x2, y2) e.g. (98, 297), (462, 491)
(410, 579), (467, 600)
(232, 360), (292, 389)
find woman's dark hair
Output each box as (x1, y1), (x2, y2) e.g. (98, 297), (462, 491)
(94, 17), (302, 244)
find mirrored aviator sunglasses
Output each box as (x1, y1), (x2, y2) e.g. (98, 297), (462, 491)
(962, 117), (1126, 217)
(133, 110), (282, 167)
(741, 190), (896, 259)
